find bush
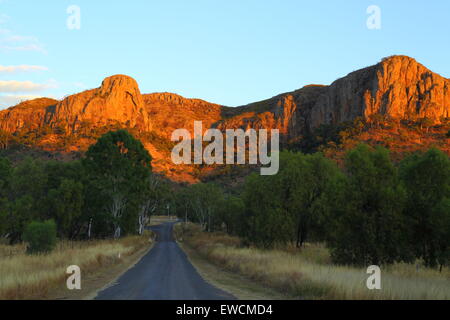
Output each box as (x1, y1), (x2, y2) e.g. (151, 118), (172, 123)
(23, 220), (57, 254)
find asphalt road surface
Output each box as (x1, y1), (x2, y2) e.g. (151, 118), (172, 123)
(95, 222), (235, 300)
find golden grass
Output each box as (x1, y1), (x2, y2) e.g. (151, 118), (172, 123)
(147, 215), (178, 226)
(177, 223), (450, 300)
(0, 232), (152, 300)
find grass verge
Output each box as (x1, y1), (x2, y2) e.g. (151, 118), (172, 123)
(175, 223), (450, 300)
(179, 241), (289, 300)
(0, 231), (154, 300)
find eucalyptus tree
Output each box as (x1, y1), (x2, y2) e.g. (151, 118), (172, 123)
(400, 148), (450, 269)
(83, 130), (152, 238)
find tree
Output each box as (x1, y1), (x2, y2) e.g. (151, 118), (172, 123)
(174, 185), (192, 224)
(0, 157), (11, 190)
(41, 160), (88, 239)
(328, 144), (407, 266)
(83, 130), (152, 238)
(241, 173), (295, 248)
(417, 117), (434, 133)
(400, 148), (450, 268)
(47, 179), (84, 238)
(188, 183), (224, 232)
(10, 157), (47, 203)
(4, 158), (47, 243)
(23, 220), (57, 254)
(0, 158), (12, 236)
(280, 152), (343, 247)
(137, 175), (169, 235)
(218, 195), (245, 235)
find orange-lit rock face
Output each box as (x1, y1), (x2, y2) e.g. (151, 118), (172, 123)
(0, 55), (449, 182)
(143, 92), (223, 139)
(2, 56), (448, 140)
(49, 75), (151, 133)
(0, 98), (57, 133)
(366, 56), (450, 120)
(310, 56), (450, 127)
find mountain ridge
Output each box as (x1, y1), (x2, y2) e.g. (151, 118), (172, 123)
(1, 55), (449, 182)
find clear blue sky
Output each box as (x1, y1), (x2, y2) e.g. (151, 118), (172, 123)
(1, 0), (450, 109)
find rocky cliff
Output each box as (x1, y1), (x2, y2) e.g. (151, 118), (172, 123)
(49, 75), (151, 133)
(0, 98), (58, 133)
(0, 55), (449, 180)
(219, 56), (450, 141)
(310, 55), (450, 128)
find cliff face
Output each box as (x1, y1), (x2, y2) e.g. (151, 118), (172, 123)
(49, 75), (151, 133)
(218, 85), (327, 142)
(310, 55), (450, 128)
(220, 56), (450, 140)
(143, 92), (224, 139)
(0, 98), (58, 133)
(0, 55), (449, 181)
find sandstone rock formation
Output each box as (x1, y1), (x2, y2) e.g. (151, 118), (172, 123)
(0, 55), (449, 181)
(0, 98), (57, 133)
(49, 75), (151, 133)
(143, 92), (225, 139)
(310, 55), (450, 128)
(220, 56), (450, 141)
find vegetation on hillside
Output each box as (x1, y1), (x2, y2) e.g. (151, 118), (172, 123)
(293, 116), (450, 160)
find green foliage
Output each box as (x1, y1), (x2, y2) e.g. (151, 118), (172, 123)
(293, 118), (368, 154)
(327, 145), (407, 266)
(1, 129), (449, 271)
(0, 158), (11, 236)
(46, 179), (84, 238)
(237, 152), (341, 248)
(186, 183), (224, 232)
(217, 143), (448, 269)
(83, 129), (153, 238)
(241, 172), (295, 248)
(0, 129), (159, 242)
(279, 152), (343, 246)
(23, 220), (57, 254)
(10, 157), (47, 202)
(218, 195), (245, 235)
(399, 148), (450, 268)
(137, 131), (176, 153)
(0, 157), (11, 191)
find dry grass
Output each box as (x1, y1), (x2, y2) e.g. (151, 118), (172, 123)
(177, 223), (450, 300)
(0, 232), (153, 300)
(147, 215), (178, 226)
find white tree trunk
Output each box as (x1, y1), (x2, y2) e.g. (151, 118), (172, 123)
(114, 226), (121, 239)
(87, 218), (93, 239)
(138, 215), (144, 235)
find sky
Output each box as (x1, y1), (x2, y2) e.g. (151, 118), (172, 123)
(1, 0), (450, 109)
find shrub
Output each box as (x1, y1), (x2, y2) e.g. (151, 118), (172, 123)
(23, 220), (57, 254)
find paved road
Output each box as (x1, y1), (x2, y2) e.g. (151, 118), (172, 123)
(95, 222), (235, 300)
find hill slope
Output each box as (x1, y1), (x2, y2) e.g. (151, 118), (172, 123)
(1, 55), (449, 182)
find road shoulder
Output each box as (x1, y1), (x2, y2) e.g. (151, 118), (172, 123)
(178, 241), (289, 300)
